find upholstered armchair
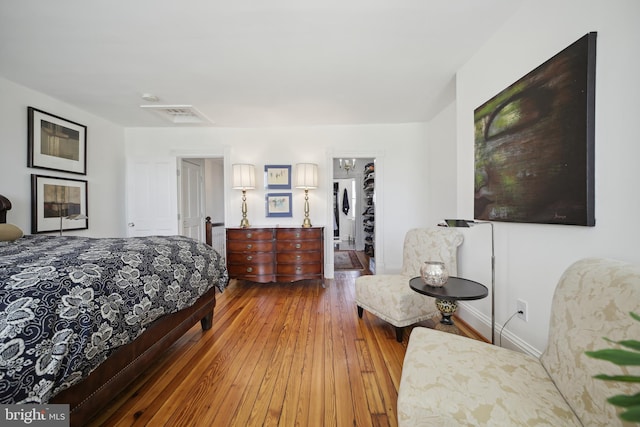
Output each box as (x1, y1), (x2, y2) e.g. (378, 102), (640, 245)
(355, 227), (463, 342)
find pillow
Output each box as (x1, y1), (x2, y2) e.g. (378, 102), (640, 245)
(0, 224), (24, 241)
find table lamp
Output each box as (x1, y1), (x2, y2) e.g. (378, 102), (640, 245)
(294, 163), (318, 228)
(232, 164), (256, 228)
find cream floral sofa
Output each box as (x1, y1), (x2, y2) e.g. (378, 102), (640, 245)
(398, 257), (640, 426)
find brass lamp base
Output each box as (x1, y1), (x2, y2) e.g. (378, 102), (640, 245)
(301, 189), (312, 228)
(239, 190), (250, 228)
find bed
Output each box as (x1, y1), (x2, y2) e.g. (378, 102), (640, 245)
(0, 196), (228, 425)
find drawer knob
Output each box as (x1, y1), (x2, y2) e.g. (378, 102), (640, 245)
(296, 255), (301, 260)
(247, 244), (253, 249)
(296, 266), (302, 272)
(247, 233), (252, 238)
(247, 267), (253, 273)
(247, 255), (253, 261)
(295, 232), (301, 238)
(295, 243), (301, 249)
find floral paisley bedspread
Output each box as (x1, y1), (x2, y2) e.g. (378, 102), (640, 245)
(0, 234), (228, 404)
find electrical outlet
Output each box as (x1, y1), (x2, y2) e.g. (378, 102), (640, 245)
(517, 299), (528, 322)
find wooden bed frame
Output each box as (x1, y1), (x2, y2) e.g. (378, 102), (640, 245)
(50, 288), (216, 426)
(1, 196), (218, 426)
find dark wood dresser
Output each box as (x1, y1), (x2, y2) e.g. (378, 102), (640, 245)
(226, 227), (324, 283)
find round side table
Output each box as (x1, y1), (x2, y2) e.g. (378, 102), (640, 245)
(409, 276), (488, 325)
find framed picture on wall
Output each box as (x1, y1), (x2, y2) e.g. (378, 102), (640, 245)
(28, 107), (87, 175)
(473, 32), (596, 226)
(264, 164), (291, 189)
(265, 193), (292, 217)
(31, 174), (88, 234)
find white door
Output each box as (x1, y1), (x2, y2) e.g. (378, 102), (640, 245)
(180, 159), (204, 241)
(126, 158), (178, 237)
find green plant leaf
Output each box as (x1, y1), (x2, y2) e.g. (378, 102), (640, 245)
(587, 312), (640, 423)
(594, 374), (640, 382)
(585, 349), (640, 366)
(619, 405), (640, 422)
(608, 392), (640, 407)
(619, 340), (640, 352)
(604, 338), (640, 352)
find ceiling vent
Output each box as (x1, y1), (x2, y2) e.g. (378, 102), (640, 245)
(140, 104), (212, 124)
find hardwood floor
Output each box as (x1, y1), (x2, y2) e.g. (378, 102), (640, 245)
(88, 270), (483, 427)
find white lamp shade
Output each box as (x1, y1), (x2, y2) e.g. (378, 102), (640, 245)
(294, 163), (318, 189)
(232, 164), (256, 190)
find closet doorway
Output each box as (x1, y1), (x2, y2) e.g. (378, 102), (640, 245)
(332, 157), (375, 275)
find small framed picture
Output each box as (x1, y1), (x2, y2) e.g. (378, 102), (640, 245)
(264, 164), (291, 189)
(265, 193), (292, 217)
(31, 174), (88, 234)
(28, 107), (87, 175)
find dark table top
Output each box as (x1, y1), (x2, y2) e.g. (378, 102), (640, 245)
(409, 276), (488, 301)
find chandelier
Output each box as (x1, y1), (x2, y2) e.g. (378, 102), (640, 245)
(339, 158), (356, 173)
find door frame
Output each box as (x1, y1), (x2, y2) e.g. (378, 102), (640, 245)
(326, 150), (384, 278)
(172, 146), (229, 229)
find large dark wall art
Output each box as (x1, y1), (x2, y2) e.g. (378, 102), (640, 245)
(474, 32), (597, 226)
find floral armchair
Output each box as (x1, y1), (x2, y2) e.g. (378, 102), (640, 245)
(354, 227), (463, 341)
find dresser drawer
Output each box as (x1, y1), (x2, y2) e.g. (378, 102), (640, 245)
(228, 263), (275, 277)
(227, 229), (274, 241)
(227, 240), (274, 252)
(276, 239), (323, 252)
(276, 252), (322, 264)
(227, 252), (274, 265)
(276, 228), (323, 240)
(277, 263), (323, 276)
(278, 274), (322, 282)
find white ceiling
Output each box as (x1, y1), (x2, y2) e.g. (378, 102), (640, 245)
(0, 0), (521, 128)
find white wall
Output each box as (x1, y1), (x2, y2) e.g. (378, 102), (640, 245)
(0, 77), (126, 237)
(449, 0), (640, 354)
(125, 123), (428, 275)
(425, 101), (458, 224)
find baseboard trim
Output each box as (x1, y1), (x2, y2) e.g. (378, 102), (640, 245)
(451, 314), (489, 343)
(456, 302), (542, 358)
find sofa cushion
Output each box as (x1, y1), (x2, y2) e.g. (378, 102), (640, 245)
(398, 327), (581, 427)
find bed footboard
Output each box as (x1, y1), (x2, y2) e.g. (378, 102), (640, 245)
(50, 286), (217, 426)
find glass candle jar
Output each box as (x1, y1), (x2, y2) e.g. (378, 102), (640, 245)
(420, 261), (449, 287)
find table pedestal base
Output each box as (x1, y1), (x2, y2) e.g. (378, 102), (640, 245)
(435, 298), (458, 325)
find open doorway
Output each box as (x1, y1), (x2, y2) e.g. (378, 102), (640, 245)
(332, 157), (375, 275)
(178, 157), (225, 255)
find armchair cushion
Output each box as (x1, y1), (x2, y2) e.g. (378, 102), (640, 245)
(355, 274), (436, 327)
